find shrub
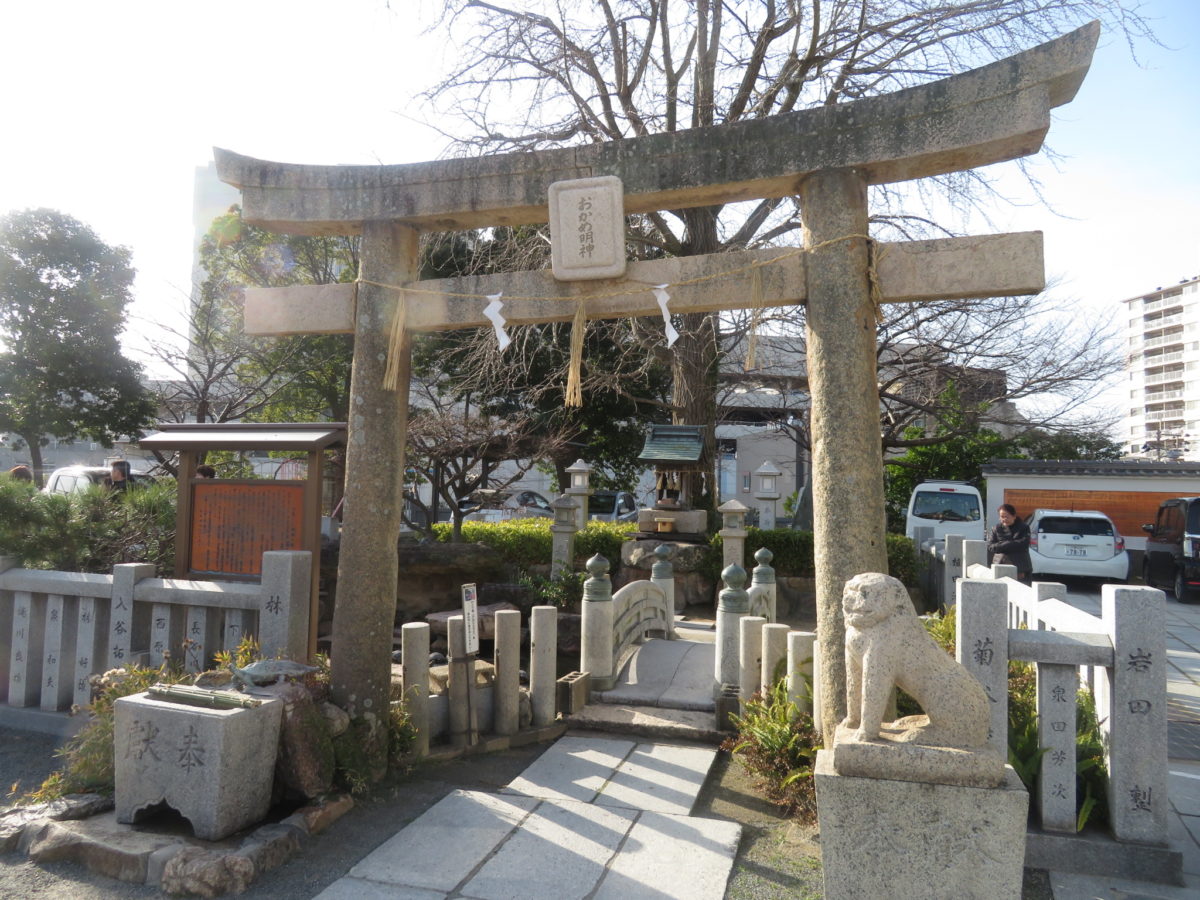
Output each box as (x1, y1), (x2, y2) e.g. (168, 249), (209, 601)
(0, 480), (176, 575)
(432, 519), (635, 573)
(23, 663), (190, 802)
(723, 678), (821, 821)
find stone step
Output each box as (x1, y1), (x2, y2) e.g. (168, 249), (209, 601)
(566, 703), (726, 744)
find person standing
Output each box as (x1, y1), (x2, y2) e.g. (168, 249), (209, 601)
(104, 460), (131, 492)
(988, 503), (1031, 581)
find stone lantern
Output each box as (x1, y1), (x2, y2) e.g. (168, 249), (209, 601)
(550, 494), (580, 578)
(753, 460), (782, 529)
(565, 458), (593, 530)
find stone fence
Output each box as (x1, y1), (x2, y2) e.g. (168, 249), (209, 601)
(0, 553), (310, 712)
(958, 563), (1177, 880)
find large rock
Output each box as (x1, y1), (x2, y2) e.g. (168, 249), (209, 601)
(396, 540), (511, 619)
(619, 539), (715, 610)
(160, 846), (255, 898)
(259, 681), (336, 801)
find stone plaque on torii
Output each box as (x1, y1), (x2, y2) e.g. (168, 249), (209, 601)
(216, 23), (1098, 738)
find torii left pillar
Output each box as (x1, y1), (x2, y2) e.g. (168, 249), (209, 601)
(801, 169), (886, 737)
(331, 221), (417, 774)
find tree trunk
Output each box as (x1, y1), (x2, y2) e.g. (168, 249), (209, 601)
(23, 434), (44, 488)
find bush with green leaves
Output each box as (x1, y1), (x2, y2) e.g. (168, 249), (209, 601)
(703, 528), (918, 587)
(431, 518), (635, 572)
(724, 678), (821, 821)
(0, 479), (176, 574)
(21, 663), (190, 803)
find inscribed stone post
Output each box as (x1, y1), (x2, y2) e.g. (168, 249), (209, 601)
(40, 592), (77, 711)
(9, 591), (43, 707)
(258, 550), (311, 660)
(1101, 584), (1168, 845)
(109, 563), (152, 669)
(800, 168), (887, 737)
(400, 622), (430, 757)
(1037, 662), (1078, 832)
(956, 578), (1010, 757)
(72, 595), (106, 709)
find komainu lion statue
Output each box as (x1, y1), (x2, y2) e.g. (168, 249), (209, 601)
(842, 572), (988, 749)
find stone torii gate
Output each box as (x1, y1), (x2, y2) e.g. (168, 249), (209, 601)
(216, 23), (1098, 750)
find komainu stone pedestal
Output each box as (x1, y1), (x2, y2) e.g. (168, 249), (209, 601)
(815, 751), (1028, 900)
(115, 693), (282, 841)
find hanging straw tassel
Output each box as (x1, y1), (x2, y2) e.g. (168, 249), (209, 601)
(744, 264), (764, 371)
(382, 284), (408, 391)
(564, 298), (586, 407)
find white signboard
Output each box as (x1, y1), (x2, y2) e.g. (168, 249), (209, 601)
(548, 176), (626, 281)
(461, 583), (480, 655)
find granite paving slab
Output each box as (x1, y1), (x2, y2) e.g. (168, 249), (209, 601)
(595, 742), (720, 815)
(459, 799), (637, 900)
(345, 790), (537, 892)
(591, 811), (741, 899)
(314, 877), (445, 900)
(501, 736), (635, 803)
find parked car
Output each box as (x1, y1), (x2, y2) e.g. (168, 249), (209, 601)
(589, 490), (639, 523)
(461, 488), (554, 522)
(41, 465), (153, 495)
(1142, 496), (1200, 601)
(1026, 508), (1129, 583)
(904, 481), (984, 543)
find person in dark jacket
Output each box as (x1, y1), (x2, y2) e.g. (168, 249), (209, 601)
(988, 503), (1031, 581)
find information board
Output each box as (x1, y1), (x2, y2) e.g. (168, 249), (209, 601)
(190, 481), (306, 577)
(461, 583), (479, 655)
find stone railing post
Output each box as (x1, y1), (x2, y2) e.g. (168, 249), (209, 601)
(739, 615), (767, 708)
(400, 622), (430, 757)
(717, 500), (748, 571)
(580, 555), (614, 688)
(649, 544), (676, 639)
(529, 605), (558, 726)
(549, 494), (579, 579)
(111, 562), (155, 670)
(259, 551), (312, 661)
(963, 539), (988, 573)
(715, 564), (749, 695)
(762, 623), (789, 691)
(0, 557), (15, 700)
(787, 630), (816, 719)
(1101, 584), (1167, 846)
(750, 547), (777, 622)
(493, 609), (521, 736)
(942, 533), (964, 609)
(956, 578), (1010, 758)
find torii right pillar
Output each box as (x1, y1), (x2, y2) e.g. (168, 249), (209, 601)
(801, 169), (884, 738)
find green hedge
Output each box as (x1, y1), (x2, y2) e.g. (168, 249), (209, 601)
(430, 518), (917, 587)
(430, 519), (636, 571)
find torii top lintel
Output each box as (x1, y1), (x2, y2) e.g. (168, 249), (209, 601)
(216, 22), (1097, 236)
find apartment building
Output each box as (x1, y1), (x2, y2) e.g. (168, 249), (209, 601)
(1123, 275), (1200, 458)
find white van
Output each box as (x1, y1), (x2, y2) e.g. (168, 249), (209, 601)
(905, 481), (985, 543)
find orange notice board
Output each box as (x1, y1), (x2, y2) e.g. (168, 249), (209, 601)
(1004, 489), (1185, 541)
(190, 482), (306, 577)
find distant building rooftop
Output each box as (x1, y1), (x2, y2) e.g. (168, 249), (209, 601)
(982, 458), (1200, 478)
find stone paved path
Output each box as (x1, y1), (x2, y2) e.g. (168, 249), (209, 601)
(313, 735), (738, 900)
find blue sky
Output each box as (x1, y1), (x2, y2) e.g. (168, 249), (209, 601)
(0, 0), (1196, 430)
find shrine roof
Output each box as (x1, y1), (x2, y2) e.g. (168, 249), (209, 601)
(139, 422), (346, 451)
(638, 426), (705, 464)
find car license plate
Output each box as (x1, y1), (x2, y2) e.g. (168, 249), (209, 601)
(1065, 547), (1088, 557)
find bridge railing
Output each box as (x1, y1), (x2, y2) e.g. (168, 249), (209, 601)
(0, 552), (310, 712)
(580, 549), (674, 691)
(957, 570), (1169, 856)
